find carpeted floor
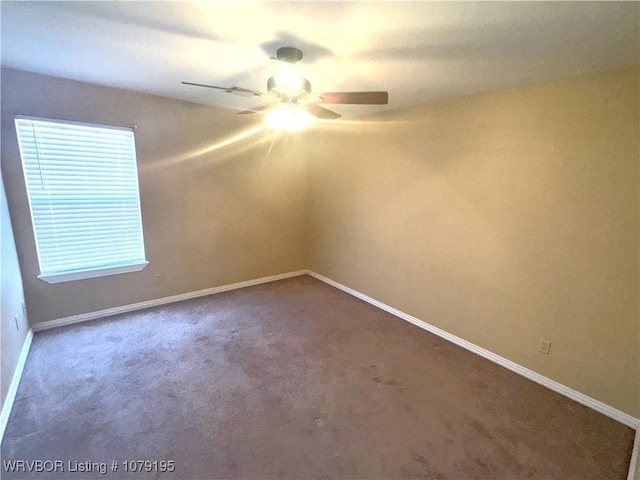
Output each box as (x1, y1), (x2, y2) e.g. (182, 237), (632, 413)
(1, 275), (635, 479)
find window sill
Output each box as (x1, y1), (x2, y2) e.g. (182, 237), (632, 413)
(38, 261), (149, 284)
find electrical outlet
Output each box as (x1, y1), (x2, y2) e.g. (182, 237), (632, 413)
(14, 314), (19, 330)
(155, 274), (163, 284)
(538, 340), (551, 355)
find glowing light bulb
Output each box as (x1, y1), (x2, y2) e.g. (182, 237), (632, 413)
(265, 105), (314, 132)
(275, 63), (303, 96)
(288, 108), (313, 131)
(264, 105), (291, 130)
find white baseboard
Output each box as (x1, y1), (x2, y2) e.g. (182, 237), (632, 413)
(33, 270), (307, 332)
(0, 328), (34, 444)
(629, 428), (640, 480)
(306, 270), (640, 430)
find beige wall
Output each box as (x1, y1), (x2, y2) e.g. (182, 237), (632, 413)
(1, 165), (29, 408)
(2, 66), (638, 421)
(1, 68), (308, 326)
(305, 66), (639, 418)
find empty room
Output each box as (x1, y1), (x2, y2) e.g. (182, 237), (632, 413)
(1, 1), (638, 479)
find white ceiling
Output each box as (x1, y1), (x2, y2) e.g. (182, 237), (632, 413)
(1, 1), (638, 118)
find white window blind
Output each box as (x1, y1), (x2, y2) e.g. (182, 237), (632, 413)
(15, 116), (148, 283)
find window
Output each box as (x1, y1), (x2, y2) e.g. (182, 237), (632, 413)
(15, 116), (148, 283)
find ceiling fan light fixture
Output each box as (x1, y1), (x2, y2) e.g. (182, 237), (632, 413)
(274, 63), (304, 96)
(265, 105), (314, 132)
(183, 46), (387, 123)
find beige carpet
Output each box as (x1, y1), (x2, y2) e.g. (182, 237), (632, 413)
(1, 275), (634, 479)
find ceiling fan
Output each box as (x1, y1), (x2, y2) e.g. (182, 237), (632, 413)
(182, 47), (389, 131)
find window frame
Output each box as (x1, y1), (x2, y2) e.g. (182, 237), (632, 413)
(15, 115), (148, 284)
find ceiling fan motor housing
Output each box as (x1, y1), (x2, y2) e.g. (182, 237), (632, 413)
(276, 47), (303, 63)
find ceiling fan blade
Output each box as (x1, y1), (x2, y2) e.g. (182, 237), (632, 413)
(182, 81), (262, 98)
(307, 104), (342, 120)
(236, 103), (273, 115)
(317, 91), (388, 105)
